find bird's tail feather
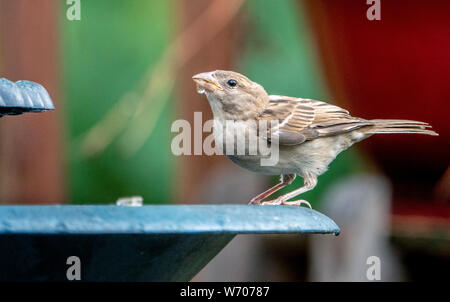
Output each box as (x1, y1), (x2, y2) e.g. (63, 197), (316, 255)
(365, 119), (438, 136)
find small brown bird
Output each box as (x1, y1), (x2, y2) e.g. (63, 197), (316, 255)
(193, 70), (438, 207)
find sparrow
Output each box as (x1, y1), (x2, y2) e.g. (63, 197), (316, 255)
(192, 70), (438, 207)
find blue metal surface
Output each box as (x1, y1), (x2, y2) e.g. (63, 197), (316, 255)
(0, 78), (54, 117)
(0, 205), (339, 235)
(0, 205), (339, 281)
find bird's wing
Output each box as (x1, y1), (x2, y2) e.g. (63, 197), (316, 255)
(258, 95), (373, 145)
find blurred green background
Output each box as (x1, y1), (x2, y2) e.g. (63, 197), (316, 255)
(62, 0), (175, 204)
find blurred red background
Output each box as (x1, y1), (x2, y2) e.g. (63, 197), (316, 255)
(306, 0), (450, 227)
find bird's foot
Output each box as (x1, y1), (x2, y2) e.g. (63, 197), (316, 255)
(261, 199), (283, 205)
(261, 197), (312, 208)
(282, 199), (312, 209)
(248, 198), (262, 205)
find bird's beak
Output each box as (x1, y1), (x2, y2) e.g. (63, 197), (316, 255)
(192, 72), (223, 93)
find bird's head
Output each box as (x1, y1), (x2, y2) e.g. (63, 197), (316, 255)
(192, 70), (268, 120)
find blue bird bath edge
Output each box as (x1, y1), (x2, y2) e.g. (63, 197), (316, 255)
(0, 205), (339, 281)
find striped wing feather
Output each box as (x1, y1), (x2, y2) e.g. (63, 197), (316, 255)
(258, 96), (372, 145)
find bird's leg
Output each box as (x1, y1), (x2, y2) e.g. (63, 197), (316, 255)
(262, 173), (317, 208)
(249, 174), (296, 205)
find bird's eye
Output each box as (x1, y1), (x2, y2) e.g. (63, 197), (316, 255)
(227, 79), (238, 87)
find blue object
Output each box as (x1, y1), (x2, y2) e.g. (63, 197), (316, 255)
(0, 78), (55, 117)
(0, 205), (339, 281)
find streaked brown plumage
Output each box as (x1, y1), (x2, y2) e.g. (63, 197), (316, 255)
(193, 70), (438, 207)
(259, 96), (436, 145)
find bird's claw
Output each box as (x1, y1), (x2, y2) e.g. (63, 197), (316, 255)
(282, 199), (312, 208)
(260, 198), (312, 208)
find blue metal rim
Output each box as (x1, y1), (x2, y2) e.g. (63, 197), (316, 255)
(0, 205), (340, 235)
